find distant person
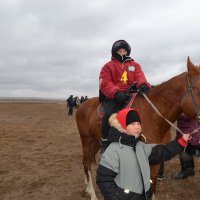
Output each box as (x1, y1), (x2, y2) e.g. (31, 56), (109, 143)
(66, 95), (74, 116)
(99, 39), (150, 152)
(73, 96), (80, 109)
(96, 108), (191, 200)
(80, 96), (85, 103)
(84, 95), (88, 101)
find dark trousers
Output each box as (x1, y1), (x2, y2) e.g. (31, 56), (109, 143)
(101, 100), (126, 139)
(68, 106), (73, 116)
(185, 144), (199, 155)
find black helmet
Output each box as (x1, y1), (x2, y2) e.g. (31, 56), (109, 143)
(111, 40), (131, 56)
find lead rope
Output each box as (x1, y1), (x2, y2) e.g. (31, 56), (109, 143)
(142, 93), (185, 136)
(143, 93), (200, 137)
(126, 92), (200, 138)
(143, 92), (200, 153)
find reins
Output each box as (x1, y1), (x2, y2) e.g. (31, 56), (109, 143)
(126, 93), (137, 108)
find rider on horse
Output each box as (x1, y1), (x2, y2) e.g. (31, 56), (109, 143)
(99, 39), (150, 151)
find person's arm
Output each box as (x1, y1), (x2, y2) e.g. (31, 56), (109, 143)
(99, 63), (119, 99)
(148, 134), (190, 164)
(96, 164), (118, 200)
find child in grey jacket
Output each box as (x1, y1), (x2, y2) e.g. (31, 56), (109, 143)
(96, 108), (190, 200)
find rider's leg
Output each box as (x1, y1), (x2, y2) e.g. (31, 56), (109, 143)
(101, 100), (120, 152)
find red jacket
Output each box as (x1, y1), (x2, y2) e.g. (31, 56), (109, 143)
(99, 58), (150, 99)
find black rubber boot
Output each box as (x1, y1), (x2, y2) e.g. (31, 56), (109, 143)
(175, 170), (188, 179)
(187, 155), (195, 176)
(175, 152), (195, 179)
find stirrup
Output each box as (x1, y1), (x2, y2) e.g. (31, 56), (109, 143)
(101, 138), (108, 142)
(100, 138), (109, 153)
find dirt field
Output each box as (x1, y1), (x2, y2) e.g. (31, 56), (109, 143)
(0, 101), (200, 200)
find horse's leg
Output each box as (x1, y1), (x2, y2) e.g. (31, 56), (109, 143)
(150, 164), (161, 194)
(151, 130), (171, 194)
(82, 135), (100, 200)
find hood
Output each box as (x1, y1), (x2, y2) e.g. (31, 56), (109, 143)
(109, 113), (125, 132)
(108, 112), (141, 150)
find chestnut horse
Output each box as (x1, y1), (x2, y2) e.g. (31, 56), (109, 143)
(76, 57), (200, 200)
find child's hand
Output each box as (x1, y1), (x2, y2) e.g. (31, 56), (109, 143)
(182, 133), (191, 142)
(178, 133), (191, 147)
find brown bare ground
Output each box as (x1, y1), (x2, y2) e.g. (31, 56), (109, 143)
(0, 101), (200, 200)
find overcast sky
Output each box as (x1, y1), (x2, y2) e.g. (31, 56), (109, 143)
(0, 0), (200, 99)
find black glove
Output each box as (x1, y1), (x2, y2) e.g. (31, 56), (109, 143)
(138, 84), (150, 96)
(114, 91), (130, 104)
(127, 81), (137, 94)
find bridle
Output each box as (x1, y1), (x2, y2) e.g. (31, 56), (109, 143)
(183, 73), (200, 123)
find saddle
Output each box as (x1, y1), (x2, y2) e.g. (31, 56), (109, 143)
(97, 103), (106, 119)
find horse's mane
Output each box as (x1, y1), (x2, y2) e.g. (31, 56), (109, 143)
(150, 71), (186, 95)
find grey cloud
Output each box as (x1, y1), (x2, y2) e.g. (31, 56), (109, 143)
(0, 0), (200, 99)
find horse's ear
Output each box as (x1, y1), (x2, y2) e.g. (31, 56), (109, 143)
(187, 56), (196, 73)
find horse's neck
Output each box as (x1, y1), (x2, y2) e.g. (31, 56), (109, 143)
(148, 72), (187, 123)
(139, 73), (186, 131)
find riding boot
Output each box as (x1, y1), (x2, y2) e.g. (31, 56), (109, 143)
(100, 113), (111, 153)
(100, 138), (110, 153)
(175, 152), (194, 179)
(100, 99), (123, 153)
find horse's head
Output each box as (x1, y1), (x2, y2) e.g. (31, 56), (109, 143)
(181, 57), (200, 122)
